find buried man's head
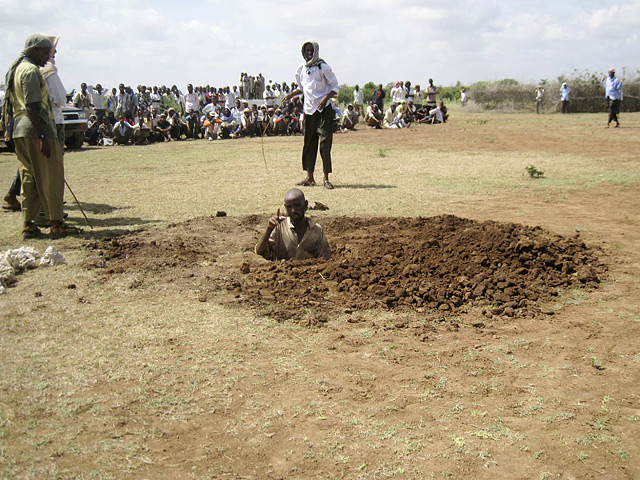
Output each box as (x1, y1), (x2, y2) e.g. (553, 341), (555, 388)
(283, 188), (308, 225)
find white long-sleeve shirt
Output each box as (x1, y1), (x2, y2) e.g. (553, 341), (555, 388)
(294, 62), (339, 115)
(45, 73), (68, 125)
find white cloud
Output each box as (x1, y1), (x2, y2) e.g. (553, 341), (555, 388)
(1, 0), (638, 91)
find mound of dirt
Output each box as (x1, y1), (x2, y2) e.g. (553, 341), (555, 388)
(86, 215), (606, 324)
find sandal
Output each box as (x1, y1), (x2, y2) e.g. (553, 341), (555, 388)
(50, 222), (82, 239)
(296, 179), (316, 187)
(323, 180), (335, 190)
(22, 224), (41, 239)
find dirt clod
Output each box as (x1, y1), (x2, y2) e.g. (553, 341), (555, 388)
(86, 214), (606, 324)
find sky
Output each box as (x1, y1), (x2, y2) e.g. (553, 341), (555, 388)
(1, 0), (639, 93)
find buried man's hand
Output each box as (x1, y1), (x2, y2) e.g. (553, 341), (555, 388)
(267, 208), (285, 231)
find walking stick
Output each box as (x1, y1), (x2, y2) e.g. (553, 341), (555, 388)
(64, 179), (93, 229)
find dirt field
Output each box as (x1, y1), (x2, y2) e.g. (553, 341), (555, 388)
(1, 110), (640, 479)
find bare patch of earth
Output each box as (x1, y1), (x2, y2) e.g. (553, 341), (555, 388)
(85, 214), (605, 327)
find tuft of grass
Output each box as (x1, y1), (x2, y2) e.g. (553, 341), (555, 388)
(526, 164), (545, 178)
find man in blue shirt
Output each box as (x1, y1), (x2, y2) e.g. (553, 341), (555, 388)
(602, 68), (623, 127)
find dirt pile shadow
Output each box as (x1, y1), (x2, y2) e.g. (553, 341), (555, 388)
(85, 214), (606, 325)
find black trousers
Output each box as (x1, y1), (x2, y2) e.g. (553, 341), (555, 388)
(608, 98), (620, 124)
(302, 107), (333, 174)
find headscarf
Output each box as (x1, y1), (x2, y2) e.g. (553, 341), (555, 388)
(39, 35), (60, 80)
(4, 34), (53, 93)
(301, 41), (325, 68)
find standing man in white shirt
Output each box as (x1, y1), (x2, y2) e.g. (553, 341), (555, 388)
(263, 84), (276, 108)
(353, 84), (364, 119)
(88, 84), (107, 124)
(535, 86), (545, 114)
(282, 41), (339, 189)
(602, 68), (623, 127)
(559, 83), (570, 114)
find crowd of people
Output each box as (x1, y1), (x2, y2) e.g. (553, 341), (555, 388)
(69, 77), (451, 147)
(360, 79), (448, 130)
(73, 80), (308, 146)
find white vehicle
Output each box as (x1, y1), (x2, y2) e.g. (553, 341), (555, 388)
(1, 88), (87, 149)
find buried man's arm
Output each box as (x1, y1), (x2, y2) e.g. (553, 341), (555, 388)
(255, 208), (284, 260)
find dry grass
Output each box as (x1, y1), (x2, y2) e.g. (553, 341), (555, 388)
(1, 109), (639, 479)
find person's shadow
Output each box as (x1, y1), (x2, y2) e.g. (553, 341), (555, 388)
(63, 202), (158, 237)
(333, 184), (396, 189)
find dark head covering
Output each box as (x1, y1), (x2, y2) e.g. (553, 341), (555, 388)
(4, 34), (53, 93)
(301, 41), (325, 68)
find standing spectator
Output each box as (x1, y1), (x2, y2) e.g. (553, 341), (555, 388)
(560, 83), (570, 114)
(263, 84), (276, 108)
(3, 34), (79, 238)
(405, 81), (414, 103)
(242, 73), (250, 99)
(353, 84), (365, 119)
(602, 68), (623, 127)
(282, 41), (339, 189)
(373, 84), (385, 111)
(413, 84), (423, 110)
(460, 87), (468, 107)
(224, 86), (235, 110)
(128, 86), (139, 116)
(183, 84), (199, 114)
(150, 86), (162, 112)
(391, 81), (406, 104)
(116, 83), (131, 116)
(425, 78), (438, 110)
(88, 84), (107, 123)
(4, 34), (68, 213)
(535, 86), (545, 114)
(73, 82), (93, 117)
(108, 87), (117, 112)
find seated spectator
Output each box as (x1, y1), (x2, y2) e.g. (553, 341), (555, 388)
(333, 104), (342, 133)
(155, 113), (173, 141)
(384, 103), (407, 128)
(168, 108), (189, 139)
(404, 101), (417, 124)
(239, 108), (257, 138)
(133, 116), (151, 145)
(340, 104), (359, 131)
(202, 112), (220, 140)
(366, 103), (383, 129)
(86, 114), (100, 145)
(106, 111), (117, 127)
(113, 114), (135, 144)
(275, 109), (299, 135)
(218, 107), (239, 138)
(426, 101), (447, 124)
(264, 108), (277, 136)
(98, 117), (114, 146)
(230, 99), (243, 125)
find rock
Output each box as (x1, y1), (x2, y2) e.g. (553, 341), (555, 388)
(3, 247), (40, 270)
(39, 246), (65, 267)
(577, 266), (599, 284)
(0, 262), (16, 287)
